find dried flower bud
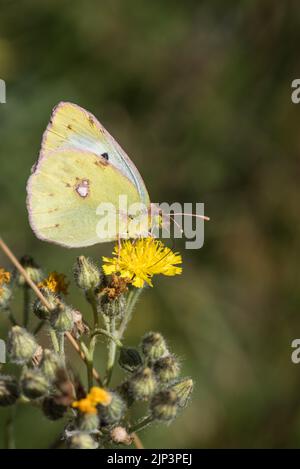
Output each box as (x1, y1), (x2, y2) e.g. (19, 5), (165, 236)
(50, 303), (74, 332)
(129, 367), (157, 400)
(8, 326), (39, 364)
(118, 347), (143, 372)
(42, 396), (67, 420)
(74, 256), (101, 291)
(40, 349), (62, 382)
(67, 433), (98, 449)
(153, 355), (180, 383)
(141, 332), (169, 361)
(99, 392), (126, 427)
(77, 413), (99, 432)
(21, 369), (49, 399)
(110, 426), (132, 445)
(169, 378), (193, 408)
(15, 255), (44, 287)
(0, 283), (12, 310)
(71, 310), (89, 338)
(150, 390), (178, 422)
(0, 375), (19, 406)
(33, 288), (58, 320)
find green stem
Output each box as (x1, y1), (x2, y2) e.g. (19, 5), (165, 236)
(118, 288), (143, 339)
(92, 328), (123, 347)
(130, 415), (153, 433)
(86, 288), (99, 329)
(87, 335), (97, 389)
(58, 333), (65, 361)
(23, 287), (31, 328)
(49, 328), (59, 354)
(7, 309), (18, 326)
(33, 320), (45, 335)
(104, 317), (117, 386)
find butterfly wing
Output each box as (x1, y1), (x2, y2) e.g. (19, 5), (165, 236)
(27, 148), (144, 247)
(40, 101), (149, 205)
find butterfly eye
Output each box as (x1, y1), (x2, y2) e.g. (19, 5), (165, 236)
(101, 152), (109, 161)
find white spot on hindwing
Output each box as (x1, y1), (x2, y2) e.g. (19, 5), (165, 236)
(75, 179), (89, 198)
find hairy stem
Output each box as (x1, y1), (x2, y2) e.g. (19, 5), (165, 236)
(130, 415), (153, 433)
(118, 288), (143, 339)
(23, 287), (31, 328)
(49, 328), (59, 354)
(104, 317), (117, 386)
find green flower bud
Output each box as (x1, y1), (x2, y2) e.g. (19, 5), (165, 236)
(0, 283), (12, 310)
(33, 289), (58, 320)
(8, 326), (39, 364)
(153, 355), (180, 383)
(16, 255), (44, 287)
(74, 256), (101, 291)
(67, 433), (98, 449)
(169, 378), (193, 408)
(21, 369), (49, 399)
(150, 390), (178, 422)
(101, 295), (126, 318)
(99, 392), (126, 427)
(141, 332), (169, 361)
(40, 349), (62, 382)
(0, 375), (19, 406)
(50, 303), (74, 333)
(77, 413), (99, 432)
(129, 367), (157, 400)
(118, 347), (143, 372)
(42, 396), (67, 420)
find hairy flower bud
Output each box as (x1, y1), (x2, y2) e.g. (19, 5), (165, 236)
(42, 396), (67, 420)
(21, 369), (49, 399)
(0, 284), (12, 310)
(74, 256), (101, 291)
(110, 426), (132, 445)
(153, 355), (180, 383)
(50, 303), (74, 332)
(77, 413), (99, 432)
(118, 347), (143, 372)
(67, 433), (98, 449)
(99, 392), (126, 426)
(129, 367), (157, 400)
(141, 332), (169, 361)
(169, 378), (193, 408)
(150, 390), (178, 421)
(40, 349), (62, 382)
(101, 295), (126, 318)
(8, 326), (39, 364)
(33, 288), (57, 320)
(16, 255), (44, 287)
(0, 375), (19, 406)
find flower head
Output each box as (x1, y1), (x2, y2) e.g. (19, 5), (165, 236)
(102, 238), (182, 288)
(0, 268), (10, 294)
(72, 387), (111, 414)
(38, 271), (69, 294)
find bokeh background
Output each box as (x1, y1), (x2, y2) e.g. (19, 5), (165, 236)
(0, 0), (300, 448)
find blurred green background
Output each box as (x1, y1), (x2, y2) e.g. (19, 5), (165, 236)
(1, 0), (300, 448)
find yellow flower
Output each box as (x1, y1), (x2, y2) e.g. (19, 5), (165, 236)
(88, 387), (112, 406)
(102, 238), (182, 288)
(38, 271), (69, 294)
(72, 398), (97, 415)
(72, 387), (111, 414)
(0, 268), (10, 294)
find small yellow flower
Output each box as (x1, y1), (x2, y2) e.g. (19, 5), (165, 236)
(88, 386), (112, 406)
(72, 398), (97, 415)
(38, 271), (69, 294)
(0, 268), (10, 294)
(102, 238), (182, 288)
(72, 387), (111, 414)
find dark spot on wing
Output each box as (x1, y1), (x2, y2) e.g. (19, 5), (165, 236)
(101, 152), (109, 161)
(65, 182), (71, 187)
(67, 124), (72, 130)
(88, 116), (94, 126)
(55, 224), (59, 227)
